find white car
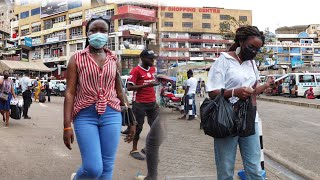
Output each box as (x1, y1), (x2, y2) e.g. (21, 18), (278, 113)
(121, 75), (134, 104)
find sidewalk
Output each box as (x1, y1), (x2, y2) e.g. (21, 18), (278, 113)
(257, 94), (320, 109)
(113, 106), (288, 180)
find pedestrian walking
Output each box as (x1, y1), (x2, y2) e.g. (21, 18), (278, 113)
(20, 72), (32, 119)
(46, 79), (53, 102)
(206, 26), (274, 180)
(179, 70), (197, 120)
(127, 49), (160, 161)
(63, 15), (135, 180)
(34, 77), (41, 102)
(289, 75), (296, 98)
(0, 70), (16, 127)
(200, 80), (206, 97)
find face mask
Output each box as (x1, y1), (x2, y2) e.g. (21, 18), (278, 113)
(242, 46), (257, 61)
(88, 33), (108, 49)
(4, 75), (8, 79)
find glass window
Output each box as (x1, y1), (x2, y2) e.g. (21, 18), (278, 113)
(239, 16), (247, 21)
(315, 75), (320, 83)
(299, 75), (315, 83)
(182, 13), (193, 19)
(32, 25), (41, 32)
(31, 8), (40, 16)
(20, 0), (28, 5)
(220, 15), (230, 20)
(68, 0), (82, 10)
(54, 16), (66, 23)
(165, 12), (173, 18)
(70, 27), (83, 38)
(69, 15), (82, 24)
(20, 11), (29, 19)
(220, 23), (230, 30)
(202, 23), (211, 29)
(182, 22), (193, 28)
(21, 28), (29, 36)
(164, 22), (173, 27)
(44, 19), (53, 30)
(76, 43), (83, 50)
(202, 14), (211, 19)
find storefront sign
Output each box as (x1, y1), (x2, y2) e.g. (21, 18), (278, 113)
(41, 0), (68, 18)
(118, 25), (151, 33)
(68, 39), (84, 45)
(160, 6), (220, 13)
(118, 5), (156, 17)
(266, 42), (313, 47)
(46, 37), (60, 43)
(189, 48), (200, 51)
(53, 22), (66, 29)
(32, 38), (42, 45)
(129, 30), (145, 36)
(43, 56), (68, 63)
(70, 19), (83, 27)
(25, 37), (32, 47)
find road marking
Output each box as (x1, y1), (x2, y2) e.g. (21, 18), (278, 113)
(39, 103), (48, 108)
(301, 120), (320, 127)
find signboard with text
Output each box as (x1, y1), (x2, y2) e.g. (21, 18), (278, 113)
(41, 0), (68, 18)
(160, 6), (220, 13)
(118, 5), (156, 17)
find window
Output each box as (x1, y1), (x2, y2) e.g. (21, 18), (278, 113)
(76, 43), (83, 50)
(182, 22), (193, 28)
(70, 27), (83, 39)
(220, 23), (230, 30)
(182, 13), (193, 19)
(202, 23), (211, 29)
(69, 15), (83, 23)
(44, 19), (53, 30)
(220, 15), (230, 20)
(21, 28), (29, 36)
(20, 11), (29, 19)
(315, 75), (320, 83)
(31, 8), (40, 16)
(32, 25), (41, 32)
(20, 0), (28, 5)
(299, 75), (315, 83)
(54, 16), (66, 23)
(164, 22), (173, 27)
(165, 12), (173, 18)
(202, 14), (211, 19)
(239, 16), (247, 21)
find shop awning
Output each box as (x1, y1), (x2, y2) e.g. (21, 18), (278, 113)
(0, 60), (52, 72)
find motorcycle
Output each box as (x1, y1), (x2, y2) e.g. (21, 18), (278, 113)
(161, 89), (184, 113)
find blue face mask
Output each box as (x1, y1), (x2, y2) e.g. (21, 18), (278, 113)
(88, 33), (109, 49)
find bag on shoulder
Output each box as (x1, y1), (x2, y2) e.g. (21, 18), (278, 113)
(233, 96), (256, 137)
(200, 89), (237, 138)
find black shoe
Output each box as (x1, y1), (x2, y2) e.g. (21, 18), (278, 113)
(24, 116), (31, 119)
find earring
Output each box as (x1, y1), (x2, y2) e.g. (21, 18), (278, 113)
(235, 47), (241, 55)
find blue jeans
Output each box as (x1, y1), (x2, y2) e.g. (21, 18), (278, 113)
(74, 104), (122, 180)
(184, 94), (196, 116)
(214, 122), (264, 180)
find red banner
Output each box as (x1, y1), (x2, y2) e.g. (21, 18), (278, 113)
(118, 5), (156, 17)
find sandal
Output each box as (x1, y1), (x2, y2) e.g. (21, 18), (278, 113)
(130, 151), (145, 160)
(135, 172), (146, 180)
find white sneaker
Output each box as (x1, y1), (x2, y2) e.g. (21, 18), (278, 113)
(71, 173), (76, 180)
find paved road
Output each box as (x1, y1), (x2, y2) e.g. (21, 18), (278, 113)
(0, 96), (312, 180)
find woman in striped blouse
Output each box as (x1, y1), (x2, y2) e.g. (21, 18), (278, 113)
(63, 15), (135, 180)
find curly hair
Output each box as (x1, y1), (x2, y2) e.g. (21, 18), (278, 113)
(228, 26), (265, 52)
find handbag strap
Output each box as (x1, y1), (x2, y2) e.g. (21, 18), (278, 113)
(249, 60), (258, 89)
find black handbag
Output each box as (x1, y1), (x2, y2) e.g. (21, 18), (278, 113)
(233, 60), (258, 137)
(116, 71), (137, 127)
(200, 89), (237, 138)
(0, 80), (9, 102)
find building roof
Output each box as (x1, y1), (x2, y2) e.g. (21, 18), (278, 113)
(275, 25), (309, 34)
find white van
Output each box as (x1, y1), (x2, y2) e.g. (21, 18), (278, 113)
(282, 73), (320, 97)
(121, 75), (134, 104)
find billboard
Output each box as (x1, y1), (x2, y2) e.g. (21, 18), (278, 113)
(118, 5), (156, 17)
(40, 0), (68, 18)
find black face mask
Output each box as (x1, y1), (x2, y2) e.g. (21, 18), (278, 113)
(4, 75), (8, 79)
(242, 46), (258, 61)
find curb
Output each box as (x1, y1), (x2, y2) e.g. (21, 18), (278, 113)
(257, 97), (320, 109)
(264, 149), (320, 180)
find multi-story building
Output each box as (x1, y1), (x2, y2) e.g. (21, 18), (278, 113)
(265, 25), (320, 68)
(157, 6), (252, 67)
(0, 0), (15, 34)
(108, 3), (158, 75)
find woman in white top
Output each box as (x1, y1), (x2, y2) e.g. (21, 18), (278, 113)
(206, 26), (274, 180)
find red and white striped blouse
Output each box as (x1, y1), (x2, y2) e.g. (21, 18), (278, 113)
(72, 46), (121, 120)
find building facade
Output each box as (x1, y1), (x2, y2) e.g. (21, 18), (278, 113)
(158, 6), (252, 65)
(265, 25), (320, 68)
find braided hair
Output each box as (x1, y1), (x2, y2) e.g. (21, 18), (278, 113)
(228, 26), (265, 52)
(85, 17), (111, 48)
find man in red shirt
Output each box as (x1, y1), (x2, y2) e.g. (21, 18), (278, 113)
(127, 49), (160, 161)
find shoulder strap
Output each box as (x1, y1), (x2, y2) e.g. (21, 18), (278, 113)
(249, 60), (258, 89)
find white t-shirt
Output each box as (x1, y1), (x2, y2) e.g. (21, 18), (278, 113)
(59, 83), (66, 91)
(20, 76), (31, 93)
(49, 82), (53, 89)
(186, 77), (198, 95)
(206, 52), (260, 122)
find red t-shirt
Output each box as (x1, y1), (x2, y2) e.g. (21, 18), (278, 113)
(128, 65), (156, 103)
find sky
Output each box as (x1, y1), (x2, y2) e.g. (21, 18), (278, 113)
(111, 0), (320, 33)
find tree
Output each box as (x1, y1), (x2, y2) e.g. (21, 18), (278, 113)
(264, 27), (276, 42)
(219, 16), (250, 40)
(255, 48), (274, 68)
